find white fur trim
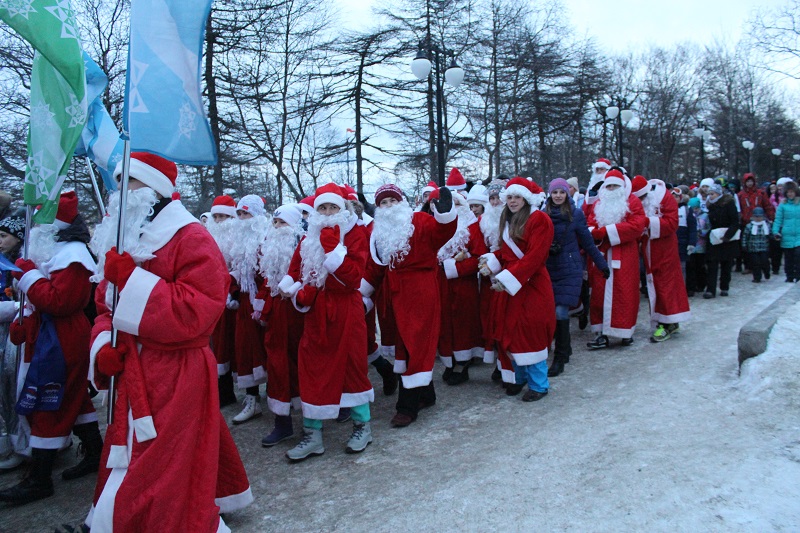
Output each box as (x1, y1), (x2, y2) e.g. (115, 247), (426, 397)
(218, 516), (231, 533)
(362, 296), (374, 313)
(112, 267), (160, 336)
(453, 347), (480, 363)
(252, 298), (265, 313)
(611, 259), (621, 269)
(17, 269), (45, 294)
(483, 349), (496, 364)
(439, 354), (453, 368)
(340, 389), (375, 407)
(322, 243), (347, 273)
(115, 158), (175, 197)
(496, 269), (523, 296)
(367, 348), (381, 364)
(481, 253), (502, 274)
(503, 183), (536, 206)
(217, 362), (230, 376)
(652, 310), (691, 324)
(267, 397), (292, 416)
(138, 201), (198, 255)
(284, 281), (302, 298)
(510, 347), (548, 366)
(300, 401), (340, 420)
(442, 258), (459, 279)
(29, 435), (70, 449)
(606, 224), (621, 246)
(649, 216), (661, 239)
(500, 366), (516, 384)
(210, 205), (237, 218)
(432, 203), (457, 224)
(400, 370), (433, 389)
(393, 359), (407, 374)
(106, 444), (129, 469)
(91, 466), (126, 531)
(291, 290), (312, 314)
(359, 278), (375, 298)
(313, 192), (345, 211)
(215, 487), (254, 513)
(89, 331), (112, 390)
(604, 176), (625, 188)
(133, 416), (157, 442)
(277, 275), (296, 293)
(75, 412), (99, 425)
(234, 367), (267, 389)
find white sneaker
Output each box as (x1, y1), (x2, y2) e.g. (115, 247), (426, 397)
(286, 429), (325, 462)
(232, 395), (262, 425)
(0, 453), (24, 471)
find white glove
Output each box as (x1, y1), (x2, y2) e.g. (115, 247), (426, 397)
(226, 294), (240, 310)
(686, 245), (696, 255)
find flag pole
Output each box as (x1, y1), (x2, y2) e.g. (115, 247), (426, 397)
(14, 205), (33, 375)
(107, 135), (131, 425)
(85, 157), (106, 218)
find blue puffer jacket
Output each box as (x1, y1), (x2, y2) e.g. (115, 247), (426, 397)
(773, 198), (800, 249)
(545, 200), (609, 307)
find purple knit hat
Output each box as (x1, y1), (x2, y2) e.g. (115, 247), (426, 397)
(548, 178), (570, 195)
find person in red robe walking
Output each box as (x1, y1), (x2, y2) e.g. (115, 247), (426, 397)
(0, 192), (100, 504)
(585, 169), (648, 349)
(635, 177), (692, 342)
(479, 177), (555, 402)
(86, 152), (252, 532)
(361, 184), (457, 427)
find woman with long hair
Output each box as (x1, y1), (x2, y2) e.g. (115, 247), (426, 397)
(773, 181), (800, 282)
(543, 179), (608, 377)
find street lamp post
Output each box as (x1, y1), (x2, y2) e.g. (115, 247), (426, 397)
(772, 148), (782, 181)
(606, 99), (633, 168)
(411, 40), (464, 186)
(693, 122), (712, 181)
(793, 154), (800, 180)
(742, 140), (754, 173)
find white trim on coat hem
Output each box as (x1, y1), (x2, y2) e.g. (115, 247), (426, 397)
(217, 362), (230, 376)
(439, 354), (453, 368)
(215, 487), (254, 513)
(500, 367), (516, 384)
(401, 370), (433, 389)
(340, 389), (375, 407)
(234, 368), (267, 389)
(267, 397), (291, 416)
(652, 310), (691, 324)
(75, 412), (99, 425)
(393, 359), (407, 374)
(301, 402), (340, 420)
(29, 435), (70, 450)
(509, 347), (548, 366)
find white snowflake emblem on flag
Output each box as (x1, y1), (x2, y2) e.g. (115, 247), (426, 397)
(178, 102), (197, 139)
(0, 0), (37, 19)
(45, 0), (79, 40)
(26, 151), (56, 198)
(30, 101), (56, 130)
(64, 93), (86, 128)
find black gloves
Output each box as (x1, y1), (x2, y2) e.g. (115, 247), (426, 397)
(602, 267), (611, 279)
(432, 186), (452, 214)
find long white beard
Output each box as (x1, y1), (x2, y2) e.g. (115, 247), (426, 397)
(594, 187), (630, 227)
(28, 224), (59, 267)
(438, 204), (475, 262)
(259, 224), (302, 296)
(90, 187), (159, 282)
(479, 204), (502, 252)
(641, 193), (660, 217)
(228, 216), (270, 296)
(206, 217), (238, 267)
(301, 210), (352, 288)
(372, 201), (414, 267)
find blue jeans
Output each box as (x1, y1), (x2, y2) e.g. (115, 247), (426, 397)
(513, 360), (549, 393)
(555, 304), (570, 320)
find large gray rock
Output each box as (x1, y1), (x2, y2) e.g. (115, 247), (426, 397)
(738, 284), (800, 367)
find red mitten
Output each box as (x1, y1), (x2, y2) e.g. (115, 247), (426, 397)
(296, 285), (318, 307)
(9, 320), (26, 345)
(104, 247), (137, 289)
(96, 342), (129, 377)
(12, 259), (35, 281)
(319, 226), (340, 253)
(591, 227), (607, 241)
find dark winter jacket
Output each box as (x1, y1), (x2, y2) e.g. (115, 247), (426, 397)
(545, 200), (608, 307)
(706, 194), (741, 261)
(676, 205), (697, 262)
(738, 178), (775, 224)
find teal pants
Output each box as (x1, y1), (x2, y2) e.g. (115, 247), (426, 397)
(303, 403), (370, 430)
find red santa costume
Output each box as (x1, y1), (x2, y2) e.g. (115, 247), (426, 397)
(0, 192), (100, 505)
(476, 188), (503, 365)
(86, 153), (251, 532)
(279, 183), (374, 460)
(585, 169), (648, 347)
(479, 178), (555, 398)
(636, 177), (692, 337)
(361, 184), (457, 426)
(435, 190), (488, 385)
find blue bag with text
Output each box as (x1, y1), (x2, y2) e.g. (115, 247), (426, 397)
(16, 314), (66, 415)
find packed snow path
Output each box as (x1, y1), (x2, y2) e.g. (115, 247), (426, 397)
(2, 275), (799, 531)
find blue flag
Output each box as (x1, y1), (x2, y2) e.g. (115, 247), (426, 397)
(75, 52), (123, 190)
(124, 0), (217, 165)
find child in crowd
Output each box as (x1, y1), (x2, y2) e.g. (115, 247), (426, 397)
(741, 207), (771, 283)
(686, 197), (709, 296)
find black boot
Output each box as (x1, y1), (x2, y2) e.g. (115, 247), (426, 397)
(445, 362), (469, 386)
(371, 356), (398, 396)
(62, 422), (103, 481)
(218, 371), (237, 407)
(0, 448), (55, 504)
(557, 319), (573, 362)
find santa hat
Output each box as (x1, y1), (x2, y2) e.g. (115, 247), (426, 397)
(466, 184), (489, 206)
(375, 184), (404, 206)
(631, 175), (650, 198)
(343, 184), (358, 202)
(297, 196), (315, 215)
(592, 158), (612, 172)
(699, 177), (715, 188)
(422, 181), (438, 195)
(446, 168), (467, 190)
(210, 195), (237, 218)
(502, 177), (546, 207)
(54, 190), (78, 229)
(313, 183), (346, 211)
(237, 194), (266, 217)
(604, 169), (626, 189)
(114, 152), (178, 198)
(273, 204), (303, 226)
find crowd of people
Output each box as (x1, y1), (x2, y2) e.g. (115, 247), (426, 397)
(0, 151), (797, 531)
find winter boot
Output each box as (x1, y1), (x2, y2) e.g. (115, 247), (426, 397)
(261, 415), (294, 447)
(445, 362), (469, 386)
(587, 334), (609, 350)
(345, 422), (373, 454)
(218, 371), (237, 408)
(557, 319), (573, 362)
(232, 394), (262, 425)
(0, 448), (56, 504)
(285, 429), (325, 462)
(371, 356), (398, 396)
(62, 422), (103, 480)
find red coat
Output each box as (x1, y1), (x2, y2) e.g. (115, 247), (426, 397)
(642, 184), (691, 324)
(87, 201), (251, 533)
(362, 210), (457, 388)
(484, 210), (555, 367)
(233, 281), (266, 389)
(211, 307), (236, 376)
(281, 215), (373, 420)
(17, 243), (97, 448)
(586, 195), (648, 337)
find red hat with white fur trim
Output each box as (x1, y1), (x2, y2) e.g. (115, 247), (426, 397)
(113, 152), (178, 198)
(502, 177), (546, 207)
(313, 183), (346, 210)
(343, 184), (358, 201)
(422, 181), (438, 195)
(446, 168), (467, 190)
(55, 190), (78, 228)
(631, 175), (649, 198)
(210, 195), (237, 218)
(592, 158), (612, 172)
(604, 169), (626, 189)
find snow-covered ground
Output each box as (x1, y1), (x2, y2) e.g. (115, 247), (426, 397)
(2, 275), (799, 532)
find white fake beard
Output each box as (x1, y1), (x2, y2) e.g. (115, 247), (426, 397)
(641, 193), (659, 217)
(259, 224), (302, 296)
(479, 203), (502, 252)
(90, 187), (159, 282)
(300, 210), (352, 288)
(228, 216), (271, 296)
(372, 201), (414, 267)
(438, 203), (475, 262)
(206, 217), (238, 267)
(594, 187), (630, 227)
(27, 224), (59, 267)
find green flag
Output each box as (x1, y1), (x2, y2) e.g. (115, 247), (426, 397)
(0, 0), (87, 223)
